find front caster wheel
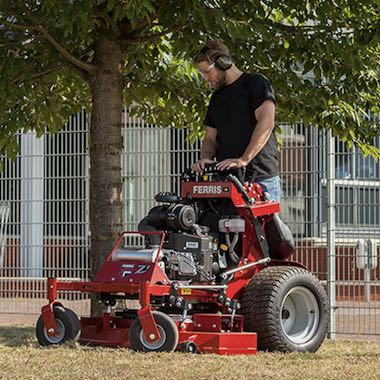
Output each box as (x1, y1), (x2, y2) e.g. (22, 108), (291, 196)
(36, 305), (79, 346)
(129, 311), (179, 352)
(63, 307), (81, 341)
(183, 341), (197, 354)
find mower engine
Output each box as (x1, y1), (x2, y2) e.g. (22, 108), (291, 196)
(138, 165), (292, 285)
(139, 195), (217, 283)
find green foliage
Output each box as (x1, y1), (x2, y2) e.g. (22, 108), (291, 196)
(0, 0), (379, 158)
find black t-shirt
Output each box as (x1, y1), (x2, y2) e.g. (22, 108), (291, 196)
(204, 73), (278, 180)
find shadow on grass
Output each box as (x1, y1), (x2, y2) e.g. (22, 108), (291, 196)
(0, 326), (37, 347)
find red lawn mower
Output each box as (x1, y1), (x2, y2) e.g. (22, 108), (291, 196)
(36, 165), (328, 354)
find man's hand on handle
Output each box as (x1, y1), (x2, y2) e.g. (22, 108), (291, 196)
(191, 158), (215, 173)
(216, 157), (248, 171)
(191, 157), (249, 173)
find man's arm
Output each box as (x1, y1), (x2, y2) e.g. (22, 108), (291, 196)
(201, 127), (218, 160)
(216, 100), (275, 170)
(191, 127), (218, 172)
(241, 100), (276, 163)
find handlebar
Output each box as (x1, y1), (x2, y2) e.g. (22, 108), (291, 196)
(183, 163), (247, 183)
(182, 164), (254, 205)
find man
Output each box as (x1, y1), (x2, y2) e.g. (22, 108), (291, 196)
(191, 40), (280, 201)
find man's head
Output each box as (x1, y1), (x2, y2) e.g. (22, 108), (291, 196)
(196, 40), (232, 90)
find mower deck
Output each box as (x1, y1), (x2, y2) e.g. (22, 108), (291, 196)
(42, 275), (261, 354)
(79, 313), (257, 354)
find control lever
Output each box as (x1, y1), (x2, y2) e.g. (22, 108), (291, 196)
(226, 174), (254, 205)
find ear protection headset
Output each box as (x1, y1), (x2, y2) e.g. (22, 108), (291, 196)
(199, 46), (233, 71)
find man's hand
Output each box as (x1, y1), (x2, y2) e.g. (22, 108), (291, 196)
(191, 158), (215, 173)
(216, 157), (248, 171)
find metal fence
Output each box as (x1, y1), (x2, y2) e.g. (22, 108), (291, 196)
(280, 125), (380, 338)
(0, 109), (379, 338)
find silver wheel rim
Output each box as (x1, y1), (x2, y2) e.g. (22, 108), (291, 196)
(280, 286), (320, 344)
(139, 325), (166, 350)
(43, 319), (65, 344)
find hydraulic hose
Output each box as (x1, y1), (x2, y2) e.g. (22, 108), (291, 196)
(225, 232), (240, 264)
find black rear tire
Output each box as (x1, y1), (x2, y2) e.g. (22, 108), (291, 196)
(129, 311), (179, 352)
(36, 305), (78, 346)
(241, 266), (328, 353)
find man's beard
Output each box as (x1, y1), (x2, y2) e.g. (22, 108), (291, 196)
(212, 71), (227, 90)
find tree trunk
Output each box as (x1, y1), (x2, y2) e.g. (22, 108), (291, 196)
(88, 36), (124, 315)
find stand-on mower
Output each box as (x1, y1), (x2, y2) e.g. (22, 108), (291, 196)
(36, 165), (328, 354)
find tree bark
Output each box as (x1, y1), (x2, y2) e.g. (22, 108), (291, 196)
(88, 36), (124, 315)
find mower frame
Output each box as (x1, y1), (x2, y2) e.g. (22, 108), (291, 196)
(39, 172), (306, 354)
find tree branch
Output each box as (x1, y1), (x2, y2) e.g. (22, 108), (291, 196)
(129, 16), (153, 34)
(35, 24), (96, 73)
(126, 22), (188, 43)
(118, 2), (171, 40)
(1, 18), (96, 74)
(128, 3), (162, 34)
(31, 64), (64, 80)
(218, 12), (351, 36)
(262, 18), (351, 35)
(11, 63), (64, 84)
(118, 11), (159, 38)
(0, 19), (38, 32)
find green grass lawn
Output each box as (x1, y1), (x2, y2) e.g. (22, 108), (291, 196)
(0, 326), (379, 380)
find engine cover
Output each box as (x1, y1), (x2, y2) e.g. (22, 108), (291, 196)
(164, 233), (215, 283)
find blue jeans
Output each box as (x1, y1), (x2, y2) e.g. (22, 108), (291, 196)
(256, 176), (281, 201)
